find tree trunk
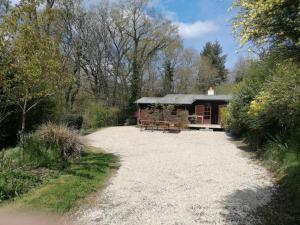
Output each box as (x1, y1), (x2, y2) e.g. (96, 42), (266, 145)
(20, 106), (26, 160)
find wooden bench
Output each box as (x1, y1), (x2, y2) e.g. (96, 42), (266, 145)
(139, 120), (180, 132)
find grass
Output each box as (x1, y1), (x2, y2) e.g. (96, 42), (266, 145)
(232, 137), (300, 224)
(2, 150), (119, 214)
(262, 146), (300, 206)
(247, 148), (300, 225)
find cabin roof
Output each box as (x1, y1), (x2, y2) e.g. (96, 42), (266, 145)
(135, 94), (233, 105)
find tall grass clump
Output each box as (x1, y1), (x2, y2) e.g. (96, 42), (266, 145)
(36, 122), (83, 163)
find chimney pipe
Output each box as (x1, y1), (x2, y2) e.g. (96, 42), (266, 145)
(207, 86), (214, 95)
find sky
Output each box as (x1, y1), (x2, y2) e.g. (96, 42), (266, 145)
(149, 0), (246, 69)
(11, 0), (247, 69)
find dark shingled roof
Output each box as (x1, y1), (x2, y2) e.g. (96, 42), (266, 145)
(135, 94), (232, 105)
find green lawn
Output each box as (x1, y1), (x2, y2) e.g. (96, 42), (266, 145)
(4, 150), (118, 214)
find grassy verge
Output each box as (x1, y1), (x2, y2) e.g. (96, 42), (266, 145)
(2, 150), (118, 214)
(248, 147), (300, 225)
(258, 140), (300, 205)
(232, 138), (300, 224)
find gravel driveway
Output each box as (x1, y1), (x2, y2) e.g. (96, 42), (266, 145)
(75, 126), (274, 225)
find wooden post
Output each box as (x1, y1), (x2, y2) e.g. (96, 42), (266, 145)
(138, 105), (141, 126)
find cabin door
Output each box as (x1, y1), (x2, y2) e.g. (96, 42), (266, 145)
(195, 105), (204, 124)
(195, 104), (211, 124)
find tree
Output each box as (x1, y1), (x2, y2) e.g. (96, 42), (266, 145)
(0, 0), (72, 147)
(233, 56), (252, 82)
(0, 0), (9, 21)
(162, 59), (174, 94)
(174, 48), (199, 94)
(200, 41), (228, 84)
(196, 56), (219, 93)
(102, 5), (132, 107)
(121, 0), (178, 104)
(232, 0), (300, 59)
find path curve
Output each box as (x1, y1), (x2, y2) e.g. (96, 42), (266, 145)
(75, 126), (274, 225)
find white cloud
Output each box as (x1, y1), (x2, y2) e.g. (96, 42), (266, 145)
(175, 20), (218, 39)
(10, 0), (19, 5)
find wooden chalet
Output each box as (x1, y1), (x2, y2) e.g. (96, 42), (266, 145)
(134, 88), (232, 130)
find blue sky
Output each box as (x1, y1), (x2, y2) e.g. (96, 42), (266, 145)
(11, 0), (246, 69)
(151, 0), (245, 69)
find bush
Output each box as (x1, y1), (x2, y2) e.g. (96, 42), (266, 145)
(227, 58), (300, 207)
(84, 104), (120, 129)
(226, 59), (300, 148)
(36, 123), (83, 162)
(60, 114), (83, 130)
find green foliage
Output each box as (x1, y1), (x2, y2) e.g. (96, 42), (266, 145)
(0, 123), (84, 203)
(24, 134), (61, 168)
(0, 97), (57, 149)
(226, 59), (276, 139)
(162, 60), (174, 95)
(214, 83), (235, 95)
(0, 167), (40, 202)
(60, 114), (83, 130)
(0, 148), (58, 203)
(227, 58), (300, 208)
(200, 41), (228, 83)
(0, 0), (73, 136)
(84, 104), (120, 129)
(232, 0), (300, 59)
(8, 151), (118, 213)
(262, 139), (300, 206)
(196, 56), (219, 93)
(178, 111), (189, 128)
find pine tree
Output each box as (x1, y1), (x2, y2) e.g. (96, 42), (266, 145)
(162, 60), (174, 95)
(201, 41), (228, 84)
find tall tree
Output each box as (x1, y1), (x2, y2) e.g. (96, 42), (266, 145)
(0, 0), (72, 147)
(120, 0), (178, 104)
(174, 48), (199, 94)
(200, 41), (228, 84)
(196, 56), (219, 93)
(233, 56), (252, 83)
(232, 0), (300, 59)
(162, 59), (174, 95)
(0, 0), (10, 21)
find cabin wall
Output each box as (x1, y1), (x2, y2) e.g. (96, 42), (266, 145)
(136, 101), (229, 125)
(191, 100), (228, 124)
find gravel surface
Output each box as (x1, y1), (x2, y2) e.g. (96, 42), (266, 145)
(75, 126), (275, 225)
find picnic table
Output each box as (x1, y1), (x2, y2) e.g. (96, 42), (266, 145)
(139, 120), (180, 132)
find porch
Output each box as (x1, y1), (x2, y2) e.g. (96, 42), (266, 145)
(134, 93), (232, 131)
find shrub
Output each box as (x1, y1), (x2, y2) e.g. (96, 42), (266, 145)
(60, 114), (83, 130)
(84, 104), (120, 129)
(36, 123), (83, 162)
(226, 59), (300, 147)
(178, 111), (189, 128)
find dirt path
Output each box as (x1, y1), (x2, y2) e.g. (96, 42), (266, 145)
(74, 126), (274, 225)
